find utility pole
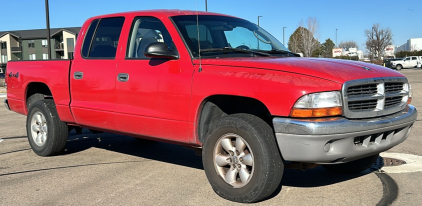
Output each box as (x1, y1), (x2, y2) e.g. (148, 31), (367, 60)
(283, 27), (287, 46)
(45, 0), (51, 60)
(205, 0), (207, 11)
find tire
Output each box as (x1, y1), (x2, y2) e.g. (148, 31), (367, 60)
(202, 113), (283, 203)
(26, 99), (68, 156)
(322, 154), (379, 174)
(27, 93), (45, 111)
(396, 65), (402, 70)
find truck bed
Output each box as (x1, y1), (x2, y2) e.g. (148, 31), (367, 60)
(6, 60), (73, 121)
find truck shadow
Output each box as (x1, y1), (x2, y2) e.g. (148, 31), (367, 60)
(63, 130), (374, 189)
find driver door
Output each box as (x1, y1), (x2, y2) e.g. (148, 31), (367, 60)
(115, 16), (193, 142)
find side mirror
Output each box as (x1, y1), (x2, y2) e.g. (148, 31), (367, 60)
(144, 42), (179, 60)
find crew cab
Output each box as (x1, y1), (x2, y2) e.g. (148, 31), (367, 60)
(4, 10), (417, 203)
(391, 56), (420, 70)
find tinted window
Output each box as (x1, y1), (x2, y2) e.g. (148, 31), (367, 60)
(412, 57), (417, 60)
(81, 19), (99, 57)
(89, 17), (125, 58)
(126, 17), (176, 58)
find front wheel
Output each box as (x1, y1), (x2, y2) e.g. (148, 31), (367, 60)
(202, 114), (283, 203)
(26, 99), (68, 156)
(396, 65), (402, 70)
(322, 154), (379, 174)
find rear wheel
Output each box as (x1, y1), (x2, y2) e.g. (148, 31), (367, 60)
(202, 114), (283, 203)
(396, 65), (402, 70)
(26, 99), (68, 156)
(27, 93), (45, 111)
(322, 154), (379, 174)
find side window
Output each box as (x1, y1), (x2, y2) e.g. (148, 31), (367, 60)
(81, 19), (99, 57)
(412, 57), (417, 60)
(185, 25), (213, 50)
(405, 57), (410, 61)
(126, 17), (176, 58)
(81, 17), (125, 58)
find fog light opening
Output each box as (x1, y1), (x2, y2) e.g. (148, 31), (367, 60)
(324, 142), (331, 153)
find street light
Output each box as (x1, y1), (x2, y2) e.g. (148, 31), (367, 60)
(257, 16), (263, 49)
(335, 28), (337, 48)
(45, 0), (51, 60)
(257, 16), (263, 26)
(283, 27), (287, 46)
(205, 0), (207, 11)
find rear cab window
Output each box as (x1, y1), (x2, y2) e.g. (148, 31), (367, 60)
(81, 17), (125, 59)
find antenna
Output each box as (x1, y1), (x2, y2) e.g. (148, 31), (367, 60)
(196, 0), (203, 72)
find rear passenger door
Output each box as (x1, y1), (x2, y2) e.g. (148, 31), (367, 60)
(115, 16), (193, 142)
(410, 56), (418, 67)
(70, 17), (125, 130)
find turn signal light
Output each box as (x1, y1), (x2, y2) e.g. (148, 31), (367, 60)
(407, 97), (412, 105)
(291, 107), (343, 118)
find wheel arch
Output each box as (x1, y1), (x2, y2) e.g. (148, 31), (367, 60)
(196, 95), (273, 144)
(25, 82), (53, 112)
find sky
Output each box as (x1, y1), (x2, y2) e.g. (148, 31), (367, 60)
(1, 0), (421, 52)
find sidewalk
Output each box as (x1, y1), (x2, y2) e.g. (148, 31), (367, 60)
(0, 87), (6, 93)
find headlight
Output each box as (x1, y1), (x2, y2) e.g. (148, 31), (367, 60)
(291, 91), (343, 118)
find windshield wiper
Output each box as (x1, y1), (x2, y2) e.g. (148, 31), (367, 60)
(200, 47), (271, 57)
(265, 49), (301, 57)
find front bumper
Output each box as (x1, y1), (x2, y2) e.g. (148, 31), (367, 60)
(273, 105), (417, 164)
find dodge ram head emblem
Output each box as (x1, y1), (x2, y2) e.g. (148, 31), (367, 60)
(361, 66), (372, 71)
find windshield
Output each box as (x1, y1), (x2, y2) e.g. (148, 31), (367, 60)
(171, 15), (290, 58)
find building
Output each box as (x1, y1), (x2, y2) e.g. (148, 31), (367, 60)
(0, 27), (80, 74)
(396, 38), (422, 52)
(384, 45), (395, 58)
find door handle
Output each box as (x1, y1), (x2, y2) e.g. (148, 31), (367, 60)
(118, 73), (129, 82)
(74, 72), (83, 80)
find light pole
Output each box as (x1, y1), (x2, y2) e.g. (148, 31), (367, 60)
(45, 0), (51, 60)
(257, 16), (262, 49)
(283, 27), (287, 46)
(257, 16), (263, 26)
(205, 0), (207, 11)
(335, 28), (337, 48)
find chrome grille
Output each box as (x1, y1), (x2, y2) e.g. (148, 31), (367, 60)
(342, 77), (409, 118)
(347, 84), (377, 97)
(385, 83), (403, 93)
(385, 96), (403, 108)
(348, 100), (377, 111)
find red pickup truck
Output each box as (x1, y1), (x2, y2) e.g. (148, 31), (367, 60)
(4, 10), (417, 203)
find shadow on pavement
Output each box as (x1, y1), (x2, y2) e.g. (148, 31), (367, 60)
(63, 129), (204, 170)
(63, 129), (372, 190)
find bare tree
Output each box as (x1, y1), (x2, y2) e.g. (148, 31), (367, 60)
(299, 17), (320, 57)
(365, 23), (392, 59)
(338, 40), (358, 51)
(288, 33), (301, 53)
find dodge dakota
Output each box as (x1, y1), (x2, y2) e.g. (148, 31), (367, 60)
(4, 10), (417, 203)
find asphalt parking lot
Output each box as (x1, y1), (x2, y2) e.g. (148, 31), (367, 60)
(0, 69), (421, 205)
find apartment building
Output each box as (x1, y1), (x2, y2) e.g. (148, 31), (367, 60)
(0, 27), (80, 74)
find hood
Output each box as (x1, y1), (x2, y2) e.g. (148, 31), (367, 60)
(194, 57), (404, 83)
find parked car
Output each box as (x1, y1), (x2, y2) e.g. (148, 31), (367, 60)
(383, 58), (404, 68)
(4, 10), (417, 203)
(390, 56), (420, 70)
